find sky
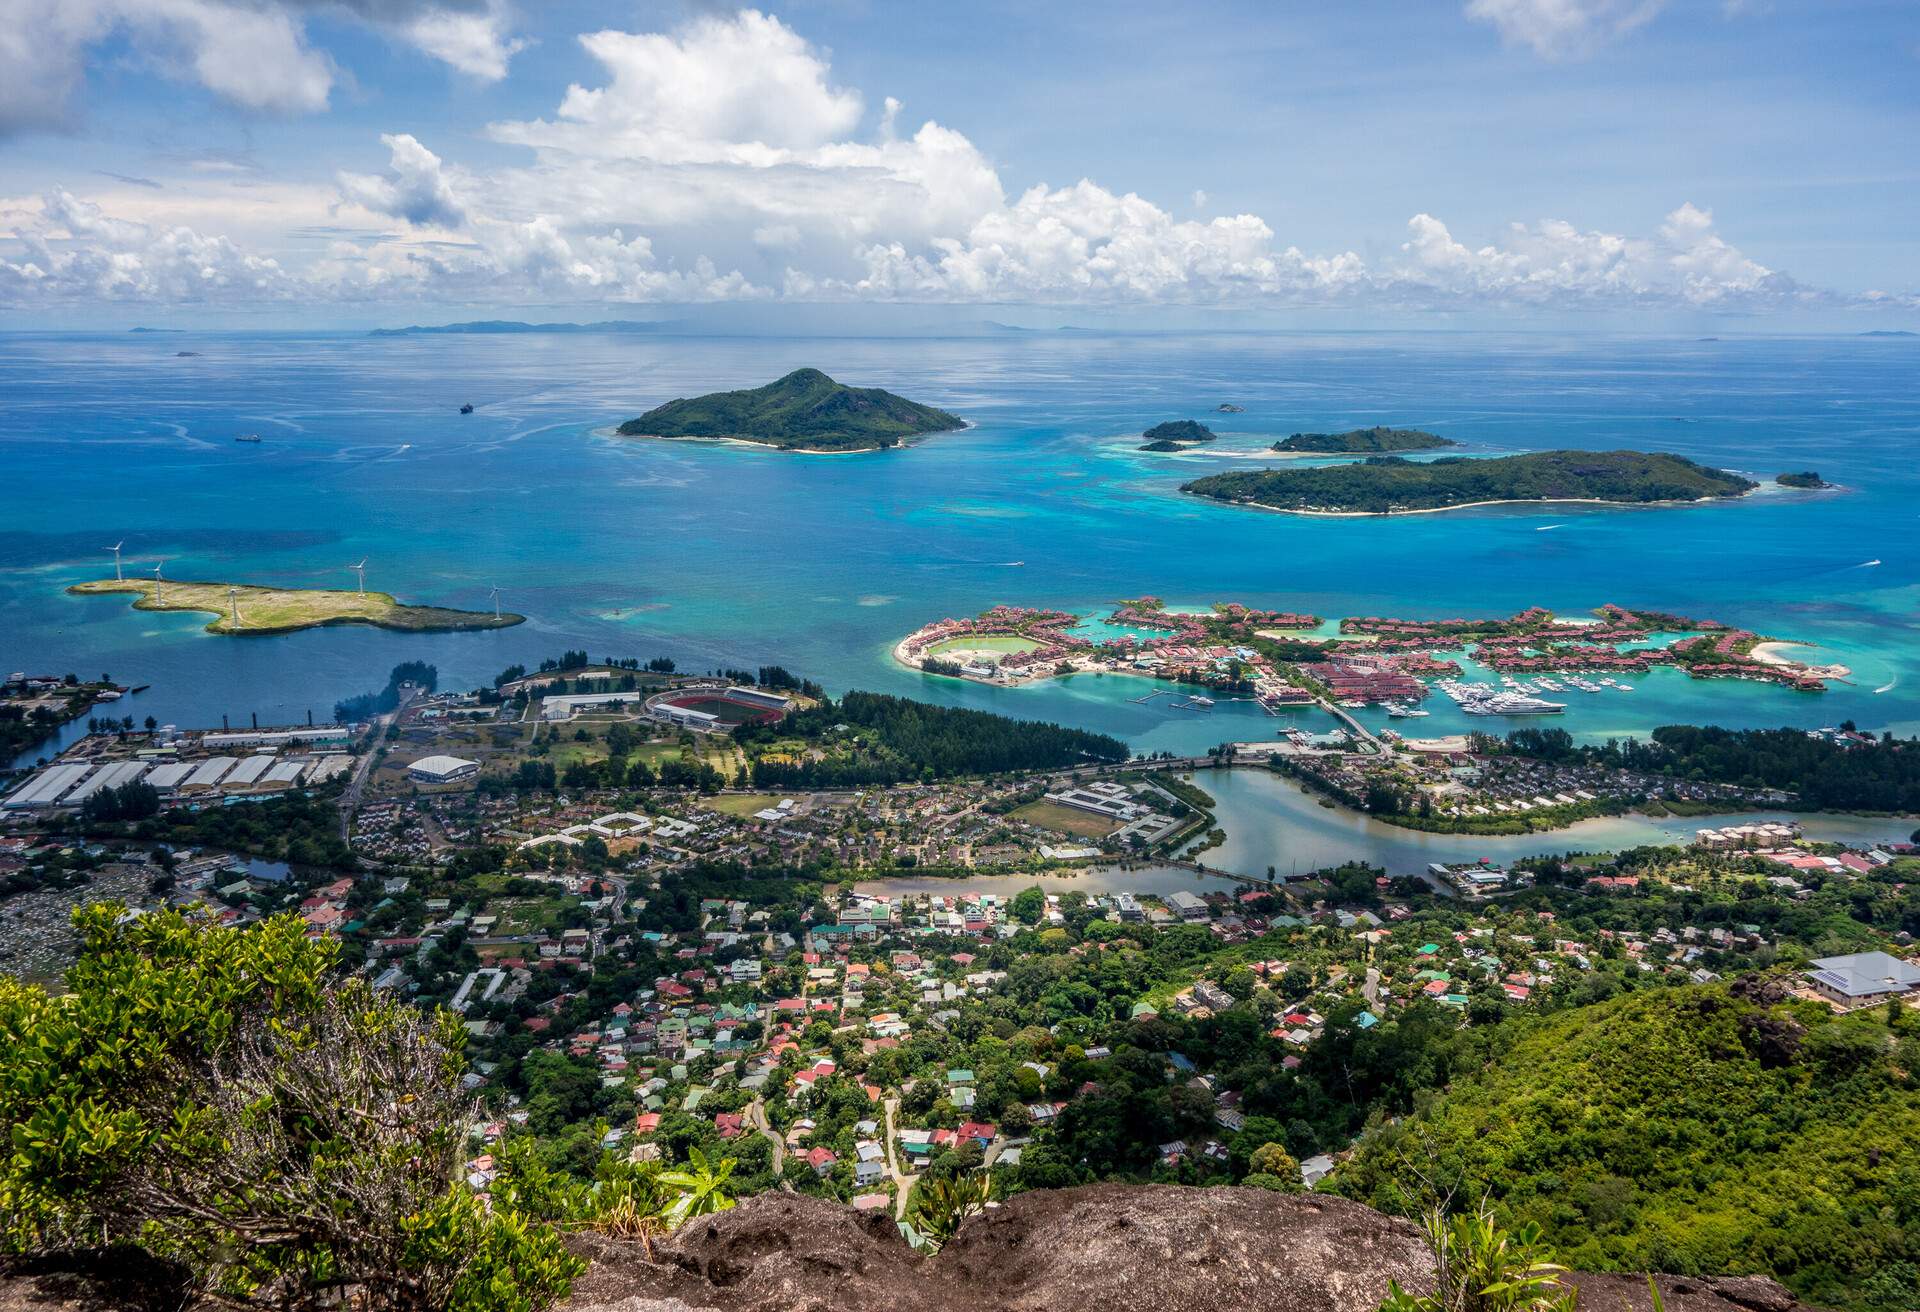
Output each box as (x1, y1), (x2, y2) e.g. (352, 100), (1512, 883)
(0, 0), (1916, 329)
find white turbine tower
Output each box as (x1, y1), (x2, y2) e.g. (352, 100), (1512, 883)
(150, 560), (165, 606)
(227, 585), (241, 627)
(488, 584), (502, 619)
(107, 541), (124, 581)
(347, 558), (367, 594)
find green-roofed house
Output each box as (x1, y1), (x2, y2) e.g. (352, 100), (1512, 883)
(947, 1069), (975, 1086)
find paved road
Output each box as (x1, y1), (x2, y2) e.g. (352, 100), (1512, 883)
(882, 1096), (916, 1220)
(744, 1098), (790, 1185)
(337, 685), (424, 846)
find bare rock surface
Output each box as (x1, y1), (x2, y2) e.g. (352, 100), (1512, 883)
(0, 1187), (1824, 1312)
(563, 1187), (1824, 1312)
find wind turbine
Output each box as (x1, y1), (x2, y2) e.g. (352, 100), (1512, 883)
(488, 584), (503, 619)
(150, 560), (165, 606)
(347, 558), (367, 594)
(107, 541), (124, 581)
(227, 585), (241, 627)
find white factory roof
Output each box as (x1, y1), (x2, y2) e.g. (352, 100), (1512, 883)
(263, 760), (308, 785)
(64, 760), (150, 802)
(145, 762), (195, 789)
(223, 755), (274, 787)
(3, 763), (94, 809)
(184, 757), (238, 787)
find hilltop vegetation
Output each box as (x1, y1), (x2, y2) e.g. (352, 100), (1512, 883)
(1184, 450), (1758, 515)
(618, 368), (964, 452)
(1274, 426), (1457, 453)
(1333, 982), (1920, 1311)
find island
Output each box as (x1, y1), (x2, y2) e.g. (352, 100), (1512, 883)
(897, 597), (1839, 698)
(67, 579), (524, 636)
(616, 368), (964, 453)
(1183, 450), (1758, 516)
(1216, 403), (1245, 413)
(1776, 470), (1832, 489)
(1139, 419), (1218, 451)
(1274, 425), (1457, 454)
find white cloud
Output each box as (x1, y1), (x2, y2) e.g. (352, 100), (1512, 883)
(0, 0), (526, 134)
(336, 134), (467, 228)
(1394, 203), (1809, 308)
(1465, 0), (1666, 58)
(399, 2), (526, 81)
(1, 6), (1904, 316)
(527, 9), (864, 160)
(1, 188), (297, 303)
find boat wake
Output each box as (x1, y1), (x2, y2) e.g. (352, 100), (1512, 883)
(1875, 677), (1896, 694)
(1535, 524), (1564, 532)
(1857, 559), (1882, 568)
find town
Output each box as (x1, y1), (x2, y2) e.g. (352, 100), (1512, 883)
(3, 649), (1917, 1233)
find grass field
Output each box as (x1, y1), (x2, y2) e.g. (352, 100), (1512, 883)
(1010, 799), (1120, 839)
(700, 793), (789, 818)
(927, 634), (1043, 659)
(69, 578), (523, 635)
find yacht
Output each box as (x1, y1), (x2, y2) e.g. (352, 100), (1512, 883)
(1385, 704), (1431, 718)
(234, 433), (262, 443)
(1188, 694), (1215, 707)
(1462, 692), (1567, 716)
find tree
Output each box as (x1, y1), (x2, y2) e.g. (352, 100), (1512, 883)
(1011, 886), (1047, 925)
(0, 906), (580, 1312)
(1248, 1141), (1303, 1191)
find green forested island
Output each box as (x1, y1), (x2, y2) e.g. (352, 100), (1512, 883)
(617, 368), (964, 452)
(1139, 419), (1218, 451)
(1184, 450), (1758, 515)
(1776, 470), (1831, 489)
(1274, 425), (1457, 453)
(1334, 982), (1920, 1311)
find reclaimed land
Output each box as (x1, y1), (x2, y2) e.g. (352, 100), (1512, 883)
(67, 579), (524, 635)
(1183, 450), (1758, 515)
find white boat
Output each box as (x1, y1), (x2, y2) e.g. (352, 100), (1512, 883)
(1462, 692), (1567, 716)
(1188, 694), (1215, 707)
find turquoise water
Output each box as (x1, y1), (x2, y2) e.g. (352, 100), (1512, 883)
(3, 329), (1917, 767)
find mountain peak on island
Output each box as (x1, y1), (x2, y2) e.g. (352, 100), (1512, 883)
(616, 369), (964, 452)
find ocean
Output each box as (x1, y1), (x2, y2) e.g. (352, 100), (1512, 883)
(3, 328), (1916, 766)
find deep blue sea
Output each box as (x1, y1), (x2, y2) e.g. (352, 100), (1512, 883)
(3, 328), (1917, 766)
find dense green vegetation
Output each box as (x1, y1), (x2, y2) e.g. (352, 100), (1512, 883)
(1184, 451), (1758, 514)
(1140, 420), (1217, 450)
(737, 690), (1129, 787)
(1275, 425), (1457, 453)
(0, 907), (583, 1312)
(0, 679), (116, 764)
(1334, 982), (1920, 1311)
(1777, 470), (1830, 489)
(1488, 724), (1920, 812)
(57, 791), (355, 868)
(617, 368), (964, 451)
(336, 660), (438, 722)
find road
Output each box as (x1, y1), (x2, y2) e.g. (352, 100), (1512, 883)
(744, 1098), (789, 1182)
(882, 1096), (917, 1220)
(337, 685), (422, 845)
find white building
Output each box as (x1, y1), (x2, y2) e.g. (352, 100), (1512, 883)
(408, 754), (479, 784)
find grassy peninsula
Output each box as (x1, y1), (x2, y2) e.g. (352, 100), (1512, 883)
(1275, 425), (1457, 453)
(1139, 419), (1218, 451)
(1184, 450), (1758, 515)
(617, 368), (963, 452)
(68, 579), (523, 635)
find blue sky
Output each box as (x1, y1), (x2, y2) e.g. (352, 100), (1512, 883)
(1, 0), (1915, 326)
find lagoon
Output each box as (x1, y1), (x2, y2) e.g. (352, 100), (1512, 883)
(3, 329), (1917, 769)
